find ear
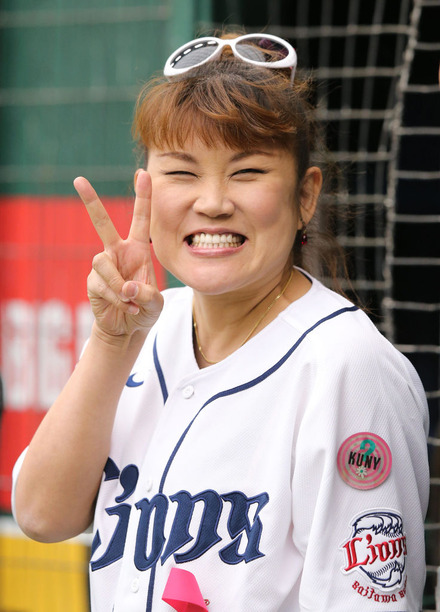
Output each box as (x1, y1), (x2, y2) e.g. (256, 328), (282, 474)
(297, 166), (322, 229)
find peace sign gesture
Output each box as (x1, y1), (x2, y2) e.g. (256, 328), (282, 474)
(74, 170), (164, 338)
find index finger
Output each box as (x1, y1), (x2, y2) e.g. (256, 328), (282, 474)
(128, 169), (152, 244)
(74, 176), (121, 248)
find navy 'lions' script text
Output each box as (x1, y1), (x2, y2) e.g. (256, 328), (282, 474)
(90, 459), (269, 572)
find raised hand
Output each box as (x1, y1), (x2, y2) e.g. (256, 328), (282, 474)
(74, 170), (164, 338)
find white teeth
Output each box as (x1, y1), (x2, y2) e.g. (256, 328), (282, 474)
(191, 232), (242, 248)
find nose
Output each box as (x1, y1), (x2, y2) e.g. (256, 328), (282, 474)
(192, 181), (235, 217)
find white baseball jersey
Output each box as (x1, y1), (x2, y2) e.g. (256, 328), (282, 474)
(13, 272), (430, 611)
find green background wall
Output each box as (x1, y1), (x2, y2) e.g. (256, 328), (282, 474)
(0, 0), (212, 196)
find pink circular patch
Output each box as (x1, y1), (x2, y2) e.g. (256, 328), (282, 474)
(337, 432), (392, 490)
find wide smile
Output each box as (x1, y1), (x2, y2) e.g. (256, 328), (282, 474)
(186, 232), (246, 249)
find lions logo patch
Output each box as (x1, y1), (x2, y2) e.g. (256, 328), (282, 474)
(340, 510), (407, 591)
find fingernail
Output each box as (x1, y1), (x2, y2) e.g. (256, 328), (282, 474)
(124, 282), (139, 299)
(128, 304), (140, 315)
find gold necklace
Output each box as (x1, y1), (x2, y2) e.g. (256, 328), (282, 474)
(193, 268), (294, 365)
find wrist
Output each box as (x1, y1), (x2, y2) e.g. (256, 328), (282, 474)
(90, 322), (149, 353)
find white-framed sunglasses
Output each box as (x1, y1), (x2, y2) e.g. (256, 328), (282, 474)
(164, 33), (297, 83)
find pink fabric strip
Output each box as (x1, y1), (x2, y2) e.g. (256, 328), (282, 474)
(162, 567), (208, 611)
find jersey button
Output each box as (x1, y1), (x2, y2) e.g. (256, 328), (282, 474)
(182, 385), (195, 399)
(130, 578), (140, 593)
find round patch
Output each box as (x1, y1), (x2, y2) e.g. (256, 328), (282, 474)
(337, 432), (392, 490)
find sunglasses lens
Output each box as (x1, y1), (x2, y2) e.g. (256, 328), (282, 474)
(169, 40), (219, 70)
(236, 37), (289, 63)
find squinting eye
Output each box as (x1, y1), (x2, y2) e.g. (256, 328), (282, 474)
(165, 171), (197, 177)
(234, 168), (266, 175)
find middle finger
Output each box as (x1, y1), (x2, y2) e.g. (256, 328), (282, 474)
(128, 170), (152, 244)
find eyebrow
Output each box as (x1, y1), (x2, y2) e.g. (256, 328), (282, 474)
(157, 152), (196, 162)
(230, 150), (275, 162)
(157, 150), (275, 163)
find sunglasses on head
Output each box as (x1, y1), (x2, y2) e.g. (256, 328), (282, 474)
(164, 33), (297, 83)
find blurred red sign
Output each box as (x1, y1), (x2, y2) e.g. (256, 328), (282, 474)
(0, 196), (165, 511)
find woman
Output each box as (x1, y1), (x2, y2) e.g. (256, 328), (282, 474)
(13, 33), (429, 611)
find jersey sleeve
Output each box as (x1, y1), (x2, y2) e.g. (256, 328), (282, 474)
(11, 447), (28, 522)
(291, 321), (429, 611)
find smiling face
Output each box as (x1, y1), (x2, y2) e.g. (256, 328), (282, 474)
(147, 139), (316, 298)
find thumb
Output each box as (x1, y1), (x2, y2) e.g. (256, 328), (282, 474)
(121, 281), (139, 300)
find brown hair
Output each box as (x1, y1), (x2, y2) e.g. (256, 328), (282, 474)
(132, 33), (349, 292)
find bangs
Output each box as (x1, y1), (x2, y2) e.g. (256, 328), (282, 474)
(133, 61), (300, 154)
